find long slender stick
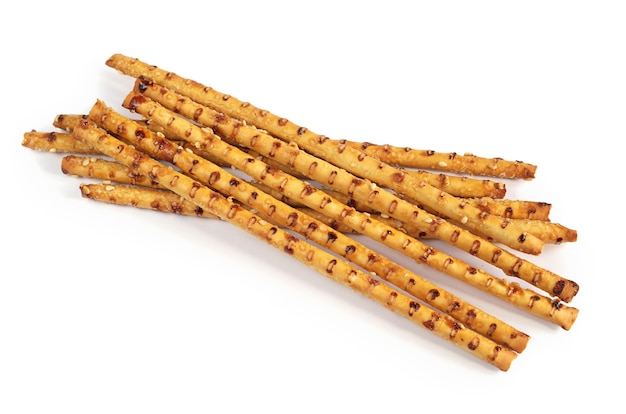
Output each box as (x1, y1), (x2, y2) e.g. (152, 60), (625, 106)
(115, 93), (578, 330)
(105, 54), (543, 256)
(44, 115), (553, 220)
(72, 113), (518, 371)
(128, 83), (579, 304)
(90, 99), (533, 351)
(340, 141), (537, 179)
(79, 182), (217, 218)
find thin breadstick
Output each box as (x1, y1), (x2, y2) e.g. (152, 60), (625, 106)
(61, 155), (160, 187)
(67, 156), (570, 244)
(449, 217), (576, 245)
(91, 99), (534, 352)
(116, 94), (578, 330)
(464, 197), (552, 221)
(80, 183), (217, 218)
(341, 141), (537, 179)
(22, 130), (98, 154)
(72, 114), (518, 371)
(246, 180), (571, 244)
(107, 55), (543, 256)
(52, 114), (88, 132)
(46, 117), (550, 219)
(128, 85), (579, 304)
(399, 169), (506, 199)
(66, 158), (360, 233)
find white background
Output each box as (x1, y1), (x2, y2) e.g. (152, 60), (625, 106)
(2, 1), (624, 412)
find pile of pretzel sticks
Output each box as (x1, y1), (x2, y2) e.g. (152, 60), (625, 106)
(22, 53), (580, 371)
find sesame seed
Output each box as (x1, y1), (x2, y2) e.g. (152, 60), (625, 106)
(105, 185), (115, 191)
(461, 216), (468, 224)
(438, 161), (447, 167)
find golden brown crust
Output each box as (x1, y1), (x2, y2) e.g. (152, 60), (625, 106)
(113, 62), (543, 256)
(74, 110), (518, 371)
(116, 93), (578, 330)
(61, 155), (160, 187)
(22, 130), (98, 154)
(465, 197), (552, 221)
(343, 141), (537, 179)
(128, 84), (579, 304)
(80, 183), (217, 218)
(91, 99), (533, 352)
(107, 54), (544, 254)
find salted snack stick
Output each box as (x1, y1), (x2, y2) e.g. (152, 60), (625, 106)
(130, 85), (579, 304)
(48, 115), (550, 219)
(22, 130), (98, 154)
(250, 176), (549, 222)
(398, 169), (506, 199)
(80, 183), (217, 218)
(117, 93), (578, 330)
(252, 178), (574, 244)
(106, 54), (543, 256)
(65, 156), (360, 233)
(464, 197), (552, 221)
(91, 99), (534, 351)
(340, 141), (537, 179)
(63, 154), (571, 245)
(72, 113), (518, 371)
(61, 155), (160, 188)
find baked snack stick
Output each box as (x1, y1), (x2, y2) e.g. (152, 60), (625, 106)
(64, 156), (362, 233)
(399, 193), (576, 245)
(61, 155), (160, 188)
(463, 197), (551, 221)
(106, 55), (542, 256)
(117, 95), (578, 330)
(80, 183), (217, 218)
(340, 141), (537, 179)
(130, 87), (579, 304)
(92, 100), (533, 351)
(22, 130), (98, 154)
(72, 116), (518, 371)
(61, 154), (570, 246)
(447, 216), (576, 245)
(46, 115), (549, 220)
(398, 169), (506, 199)
(250, 176), (550, 221)
(249, 180), (574, 245)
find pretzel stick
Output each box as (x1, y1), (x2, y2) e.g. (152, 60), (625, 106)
(61, 155), (159, 187)
(129, 85), (579, 304)
(116, 94), (578, 332)
(72, 114), (518, 371)
(22, 131), (98, 154)
(107, 55), (544, 256)
(252, 177), (550, 222)
(91, 99), (535, 351)
(64, 156), (362, 233)
(340, 141), (537, 179)
(62, 154), (414, 236)
(45, 118), (549, 220)
(80, 182), (217, 218)
(464, 197), (552, 221)
(399, 169), (506, 198)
